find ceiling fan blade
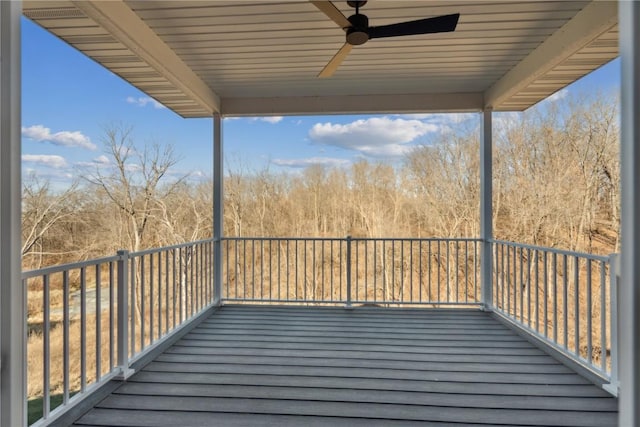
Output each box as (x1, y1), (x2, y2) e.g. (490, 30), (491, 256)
(318, 42), (353, 78)
(369, 13), (460, 39)
(310, 1), (351, 29)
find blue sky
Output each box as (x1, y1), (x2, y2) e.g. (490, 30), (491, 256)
(21, 17), (621, 187)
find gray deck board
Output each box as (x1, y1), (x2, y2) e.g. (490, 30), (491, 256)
(185, 332), (528, 345)
(128, 371), (611, 397)
(151, 354), (573, 374)
(141, 361), (590, 384)
(73, 409), (500, 427)
(72, 305), (617, 426)
(192, 330), (519, 339)
(165, 346), (552, 361)
(175, 338), (538, 351)
(113, 383), (617, 411)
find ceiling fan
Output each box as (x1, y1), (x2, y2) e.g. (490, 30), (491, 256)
(310, 1), (460, 78)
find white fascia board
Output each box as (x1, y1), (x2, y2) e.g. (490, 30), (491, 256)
(72, 0), (220, 114)
(221, 92), (484, 116)
(483, 1), (618, 109)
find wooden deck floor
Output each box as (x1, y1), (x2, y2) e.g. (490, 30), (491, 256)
(73, 305), (618, 426)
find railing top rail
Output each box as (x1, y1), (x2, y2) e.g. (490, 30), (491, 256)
(22, 238), (217, 279)
(222, 236), (345, 242)
(350, 237), (482, 242)
(129, 238), (214, 257)
(22, 255), (121, 279)
(491, 239), (611, 262)
(222, 236), (482, 243)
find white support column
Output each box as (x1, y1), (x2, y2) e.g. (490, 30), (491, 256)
(213, 114), (223, 305)
(0, 2), (25, 426)
(480, 109), (493, 310)
(618, 0), (640, 425)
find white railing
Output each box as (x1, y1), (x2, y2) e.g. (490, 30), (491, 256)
(24, 238), (215, 426)
(491, 240), (618, 387)
(222, 237), (482, 306)
(126, 240), (214, 360)
(24, 236), (619, 426)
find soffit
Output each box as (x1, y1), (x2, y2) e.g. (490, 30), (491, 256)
(22, 1), (619, 117)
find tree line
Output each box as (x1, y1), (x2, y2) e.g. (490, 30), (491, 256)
(21, 93), (619, 271)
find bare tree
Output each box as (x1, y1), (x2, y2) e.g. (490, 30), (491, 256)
(21, 176), (79, 269)
(405, 129), (480, 238)
(156, 180), (213, 245)
(493, 93), (619, 253)
(83, 124), (184, 252)
(81, 124), (188, 324)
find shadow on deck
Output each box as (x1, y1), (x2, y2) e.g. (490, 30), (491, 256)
(71, 305), (617, 426)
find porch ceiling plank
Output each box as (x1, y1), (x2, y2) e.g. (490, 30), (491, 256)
(171, 40), (544, 57)
(136, 19), (571, 37)
(484, 0), (618, 109)
(176, 47), (535, 62)
(69, 0), (221, 115)
(149, 29), (558, 45)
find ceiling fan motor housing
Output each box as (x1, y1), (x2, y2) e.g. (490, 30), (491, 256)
(346, 13), (369, 45)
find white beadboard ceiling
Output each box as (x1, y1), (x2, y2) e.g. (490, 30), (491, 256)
(22, 1), (618, 118)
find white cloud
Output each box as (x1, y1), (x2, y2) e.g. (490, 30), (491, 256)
(190, 170), (207, 178)
(272, 157), (351, 169)
(247, 116), (284, 124)
(399, 112), (476, 124)
(166, 168), (208, 179)
(22, 154), (68, 169)
(259, 116), (284, 124)
(547, 88), (569, 102)
(124, 163), (142, 172)
(494, 111), (523, 129)
(309, 116), (439, 157)
(23, 168), (74, 185)
(75, 155), (112, 168)
(493, 112), (526, 141)
(399, 113), (437, 120)
(446, 113), (477, 124)
(93, 155), (110, 165)
(223, 116), (284, 124)
(185, 169), (210, 182)
(22, 125), (96, 150)
(126, 96), (166, 109)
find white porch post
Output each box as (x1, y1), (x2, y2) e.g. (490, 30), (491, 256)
(618, 0), (640, 425)
(213, 114), (223, 305)
(0, 1), (25, 426)
(480, 108), (493, 310)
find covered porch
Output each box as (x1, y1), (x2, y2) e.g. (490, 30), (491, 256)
(1, 1), (639, 426)
(19, 236), (621, 426)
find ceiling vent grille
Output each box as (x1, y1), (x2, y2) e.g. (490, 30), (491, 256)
(23, 8), (85, 20)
